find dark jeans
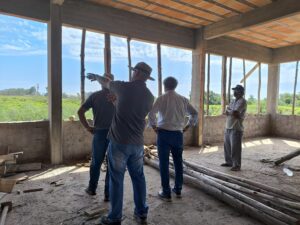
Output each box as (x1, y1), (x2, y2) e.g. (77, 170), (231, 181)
(157, 129), (183, 195)
(224, 129), (243, 168)
(89, 129), (110, 197)
(107, 140), (148, 222)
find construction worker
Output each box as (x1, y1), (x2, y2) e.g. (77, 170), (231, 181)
(78, 73), (115, 201)
(148, 76), (198, 201)
(87, 62), (154, 225)
(221, 84), (247, 171)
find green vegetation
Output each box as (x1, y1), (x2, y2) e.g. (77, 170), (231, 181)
(0, 88), (299, 122)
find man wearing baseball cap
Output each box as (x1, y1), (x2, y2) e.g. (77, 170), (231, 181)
(221, 84), (247, 171)
(87, 61), (154, 225)
(78, 73), (115, 200)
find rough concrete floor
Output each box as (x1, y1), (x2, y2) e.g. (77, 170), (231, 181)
(5, 137), (300, 225)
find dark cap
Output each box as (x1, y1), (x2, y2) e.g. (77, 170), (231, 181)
(232, 84), (245, 92)
(131, 62), (155, 81)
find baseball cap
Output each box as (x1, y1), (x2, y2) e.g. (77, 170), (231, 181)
(131, 62), (155, 81)
(232, 84), (245, 92)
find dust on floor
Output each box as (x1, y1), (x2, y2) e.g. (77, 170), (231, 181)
(5, 137), (300, 225)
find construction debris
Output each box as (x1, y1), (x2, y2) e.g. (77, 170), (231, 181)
(144, 150), (300, 225)
(0, 179), (16, 193)
(23, 188), (43, 193)
(84, 207), (107, 217)
(261, 148), (300, 166)
(0, 201), (12, 225)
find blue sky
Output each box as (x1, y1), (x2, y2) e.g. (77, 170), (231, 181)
(0, 14), (298, 99)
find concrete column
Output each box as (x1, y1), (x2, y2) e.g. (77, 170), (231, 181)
(267, 63), (280, 115)
(48, 2), (63, 164)
(191, 29), (206, 146)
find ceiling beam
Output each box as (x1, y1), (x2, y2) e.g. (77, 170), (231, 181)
(206, 37), (273, 63)
(273, 44), (300, 63)
(204, 0), (300, 40)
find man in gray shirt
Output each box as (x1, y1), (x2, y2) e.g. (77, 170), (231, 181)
(78, 73), (115, 199)
(148, 76), (198, 201)
(87, 62), (154, 225)
(221, 84), (247, 171)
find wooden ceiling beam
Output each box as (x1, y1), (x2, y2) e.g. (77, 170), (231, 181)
(204, 0), (300, 40)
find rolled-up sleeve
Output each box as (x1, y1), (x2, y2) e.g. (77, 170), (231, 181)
(186, 101), (198, 126)
(148, 98), (160, 127)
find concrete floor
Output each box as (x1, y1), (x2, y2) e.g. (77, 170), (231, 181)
(5, 137), (300, 225)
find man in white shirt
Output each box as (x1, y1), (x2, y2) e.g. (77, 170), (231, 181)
(148, 76), (198, 201)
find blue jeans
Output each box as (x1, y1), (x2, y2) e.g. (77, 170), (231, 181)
(157, 129), (183, 195)
(89, 129), (110, 197)
(107, 140), (148, 222)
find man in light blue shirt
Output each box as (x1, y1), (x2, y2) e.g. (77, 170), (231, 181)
(148, 76), (198, 201)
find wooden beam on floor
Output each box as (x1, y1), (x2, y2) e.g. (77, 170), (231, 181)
(204, 0), (300, 40)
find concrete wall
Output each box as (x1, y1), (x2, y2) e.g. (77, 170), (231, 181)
(203, 114), (271, 144)
(272, 115), (300, 139)
(0, 121), (50, 163)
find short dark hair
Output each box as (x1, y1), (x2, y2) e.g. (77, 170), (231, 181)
(163, 77), (178, 90)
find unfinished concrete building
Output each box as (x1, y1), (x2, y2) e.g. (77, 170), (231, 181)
(0, 0), (300, 224)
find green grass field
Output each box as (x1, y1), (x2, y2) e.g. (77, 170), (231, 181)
(0, 95), (299, 122)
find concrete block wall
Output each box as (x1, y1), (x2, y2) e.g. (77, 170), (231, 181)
(272, 115), (300, 139)
(0, 121), (50, 163)
(203, 114), (271, 144)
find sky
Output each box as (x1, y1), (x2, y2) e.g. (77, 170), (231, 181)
(0, 14), (299, 99)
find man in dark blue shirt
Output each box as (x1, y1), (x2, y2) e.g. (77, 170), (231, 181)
(87, 62), (154, 225)
(78, 73), (115, 201)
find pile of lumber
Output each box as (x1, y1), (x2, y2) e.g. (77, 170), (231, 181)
(144, 148), (300, 225)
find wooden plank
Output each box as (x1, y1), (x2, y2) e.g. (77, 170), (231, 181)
(221, 56), (227, 114)
(5, 163), (42, 173)
(80, 28), (86, 104)
(206, 53), (210, 115)
(206, 37), (272, 63)
(157, 43), (162, 96)
(104, 33), (111, 74)
(127, 38), (132, 81)
(258, 63), (261, 113)
(227, 57), (232, 104)
(292, 61), (299, 115)
(240, 63), (259, 83)
(204, 0), (300, 40)
(243, 59), (246, 94)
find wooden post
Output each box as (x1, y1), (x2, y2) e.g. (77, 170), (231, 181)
(80, 28), (86, 104)
(243, 59), (246, 94)
(221, 56), (227, 114)
(127, 37), (132, 81)
(191, 29), (206, 146)
(227, 57), (232, 104)
(206, 53), (210, 115)
(292, 61), (299, 115)
(104, 33), (111, 74)
(157, 43), (162, 96)
(48, 1), (62, 164)
(258, 62), (261, 113)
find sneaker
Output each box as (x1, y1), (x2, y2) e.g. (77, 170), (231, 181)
(230, 166), (241, 171)
(85, 188), (96, 196)
(134, 214), (147, 224)
(220, 163), (232, 167)
(172, 188), (182, 198)
(100, 216), (121, 225)
(158, 191), (172, 202)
